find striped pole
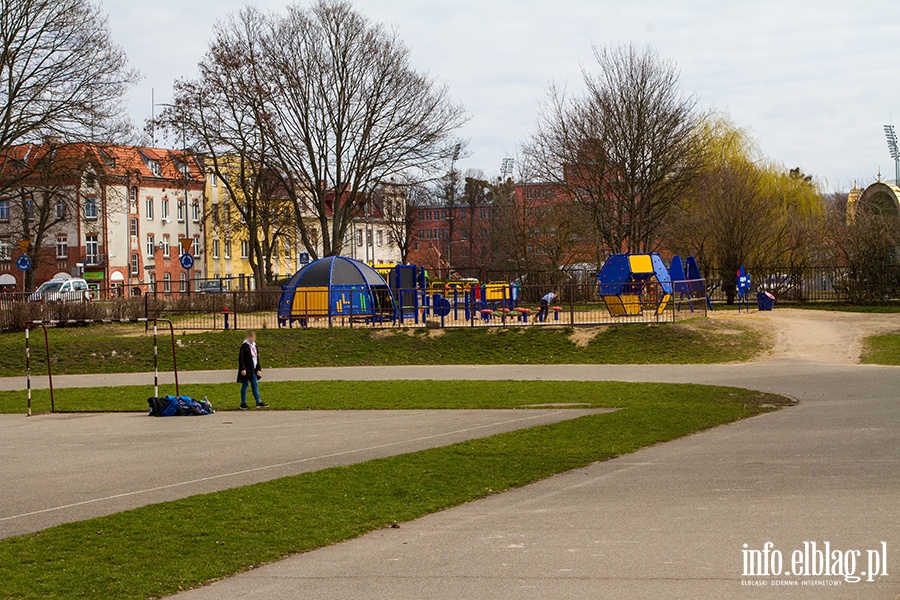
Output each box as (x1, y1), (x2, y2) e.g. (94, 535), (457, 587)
(25, 327), (31, 417)
(153, 323), (159, 398)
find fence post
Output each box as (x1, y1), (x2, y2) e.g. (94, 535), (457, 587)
(25, 326), (31, 417)
(569, 285), (575, 326)
(232, 291), (238, 330)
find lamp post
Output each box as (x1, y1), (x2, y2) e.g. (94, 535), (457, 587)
(885, 124), (899, 186)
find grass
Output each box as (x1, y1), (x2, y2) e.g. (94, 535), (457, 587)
(861, 333), (900, 365)
(4, 379), (758, 414)
(1, 320), (764, 378)
(0, 380), (789, 599)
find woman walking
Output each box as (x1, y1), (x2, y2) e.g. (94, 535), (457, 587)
(237, 330), (269, 410)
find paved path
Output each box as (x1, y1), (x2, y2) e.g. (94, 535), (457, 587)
(172, 361), (899, 599)
(0, 408), (608, 539)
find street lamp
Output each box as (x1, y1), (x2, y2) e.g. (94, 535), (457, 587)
(885, 124), (899, 185)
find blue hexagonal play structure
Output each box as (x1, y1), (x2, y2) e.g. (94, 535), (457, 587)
(597, 253), (673, 317)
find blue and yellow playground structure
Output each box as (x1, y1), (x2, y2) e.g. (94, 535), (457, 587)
(597, 253), (673, 317)
(277, 257), (521, 327)
(278, 256), (396, 327)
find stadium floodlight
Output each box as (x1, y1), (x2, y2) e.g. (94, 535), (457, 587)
(500, 157), (514, 180)
(885, 125), (900, 184)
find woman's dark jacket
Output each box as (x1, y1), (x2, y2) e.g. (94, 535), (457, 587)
(237, 341), (262, 383)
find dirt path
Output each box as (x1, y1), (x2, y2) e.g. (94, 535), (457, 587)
(710, 308), (900, 364)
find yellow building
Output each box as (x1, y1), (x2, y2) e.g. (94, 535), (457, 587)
(203, 158), (405, 288)
(203, 159), (304, 290)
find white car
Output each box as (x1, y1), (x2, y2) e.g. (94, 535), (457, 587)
(28, 278), (91, 302)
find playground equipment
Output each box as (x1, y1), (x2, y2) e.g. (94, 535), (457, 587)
(669, 255), (710, 312)
(389, 264), (427, 323)
(736, 266), (752, 312)
(597, 253), (672, 317)
(278, 256), (394, 327)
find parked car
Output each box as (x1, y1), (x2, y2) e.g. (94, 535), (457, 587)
(28, 278), (91, 302)
(198, 280), (224, 293)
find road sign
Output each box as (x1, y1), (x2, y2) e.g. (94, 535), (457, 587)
(143, 265), (155, 271)
(179, 238), (194, 254)
(179, 253), (195, 270)
(15, 254), (31, 271)
(17, 240), (30, 253)
(298, 252), (311, 264)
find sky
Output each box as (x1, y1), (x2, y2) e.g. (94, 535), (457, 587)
(106, 0), (900, 192)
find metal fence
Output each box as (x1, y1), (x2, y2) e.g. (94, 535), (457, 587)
(4, 264), (897, 333)
(0, 280), (711, 332)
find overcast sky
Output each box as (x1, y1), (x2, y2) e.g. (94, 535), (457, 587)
(107, 0), (900, 191)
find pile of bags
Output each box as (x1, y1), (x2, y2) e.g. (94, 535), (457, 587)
(148, 395), (215, 417)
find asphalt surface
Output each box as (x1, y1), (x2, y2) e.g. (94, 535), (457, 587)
(0, 408), (608, 539)
(167, 361), (899, 600)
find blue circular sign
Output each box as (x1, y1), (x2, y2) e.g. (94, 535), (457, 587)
(179, 253), (195, 270)
(15, 254), (31, 271)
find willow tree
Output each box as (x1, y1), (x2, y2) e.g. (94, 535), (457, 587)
(664, 117), (823, 302)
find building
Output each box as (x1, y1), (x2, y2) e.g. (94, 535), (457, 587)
(0, 142), (206, 294)
(204, 172), (403, 289)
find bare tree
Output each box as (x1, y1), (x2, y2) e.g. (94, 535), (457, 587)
(372, 180), (422, 264)
(526, 45), (702, 258)
(159, 8), (287, 289)
(0, 0), (137, 174)
(263, 0), (466, 258)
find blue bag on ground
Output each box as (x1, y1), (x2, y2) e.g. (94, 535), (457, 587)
(148, 395), (214, 416)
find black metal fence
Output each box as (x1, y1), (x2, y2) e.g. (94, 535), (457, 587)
(3, 264), (897, 332)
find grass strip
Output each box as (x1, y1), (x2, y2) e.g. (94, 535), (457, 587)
(0, 382), (789, 599)
(0, 321), (764, 378)
(861, 333), (900, 365)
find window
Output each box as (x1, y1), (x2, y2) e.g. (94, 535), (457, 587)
(148, 273), (156, 293)
(192, 201), (200, 223)
(162, 236), (170, 258)
(26, 197), (34, 220)
(129, 218), (138, 237)
(148, 159), (161, 177)
(163, 273), (171, 294)
(212, 204), (219, 225)
(55, 198), (66, 219)
(192, 237), (200, 258)
(366, 229), (372, 247)
(56, 235), (68, 259)
(129, 187), (137, 207)
(146, 234), (155, 257)
(83, 197), (98, 219)
(0, 240), (10, 261)
(241, 240), (249, 258)
(0, 200), (8, 221)
(145, 198), (154, 220)
(224, 239), (232, 259)
(376, 230), (383, 246)
(130, 253), (139, 276)
(179, 272), (187, 292)
(212, 239), (220, 259)
(356, 230), (363, 246)
(283, 238), (291, 258)
(177, 200), (184, 222)
(85, 235), (99, 265)
(210, 172), (217, 187)
(161, 198), (169, 221)
(272, 240), (278, 259)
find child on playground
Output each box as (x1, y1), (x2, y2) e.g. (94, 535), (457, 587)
(237, 330), (269, 410)
(535, 290), (558, 323)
